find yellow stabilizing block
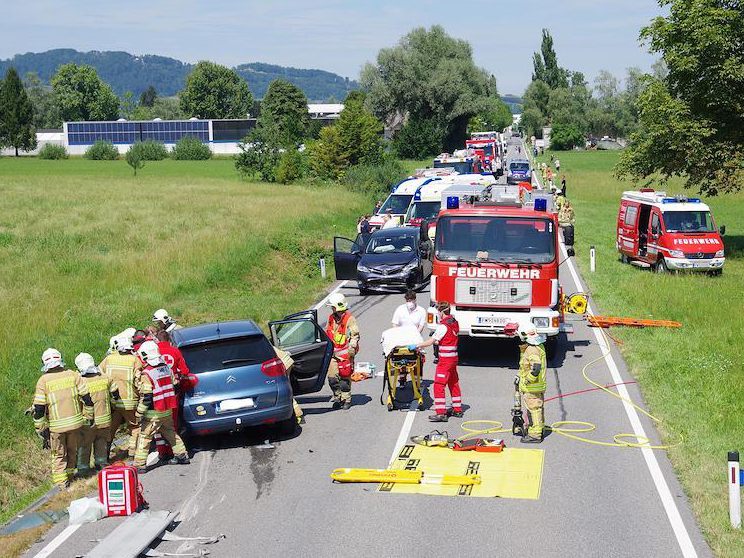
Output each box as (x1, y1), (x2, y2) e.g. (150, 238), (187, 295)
(380, 444), (544, 499)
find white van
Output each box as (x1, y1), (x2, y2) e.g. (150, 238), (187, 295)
(370, 176), (446, 230)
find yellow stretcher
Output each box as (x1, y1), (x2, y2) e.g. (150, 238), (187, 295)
(383, 346), (424, 411)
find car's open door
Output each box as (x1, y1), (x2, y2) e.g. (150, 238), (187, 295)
(268, 313), (332, 395)
(333, 236), (362, 280)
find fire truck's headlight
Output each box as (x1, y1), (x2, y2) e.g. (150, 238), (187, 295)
(715, 250), (724, 258)
(532, 317), (550, 329)
(669, 250), (685, 258)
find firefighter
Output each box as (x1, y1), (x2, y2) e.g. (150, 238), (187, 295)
(74, 353), (120, 474)
(133, 341), (190, 472)
(273, 345), (305, 425)
(558, 198), (575, 227)
(100, 335), (142, 458)
(517, 324), (547, 443)
(32, 348), (94, 488)
(326, 293), (360, 410)
(153, 308), (181, 333)
(153, 330), (198, 459)
(411, 301), (463, 422)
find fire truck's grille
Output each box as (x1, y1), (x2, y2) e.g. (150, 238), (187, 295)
(455, 279), (532, 306)
(684, 252), (714, 259)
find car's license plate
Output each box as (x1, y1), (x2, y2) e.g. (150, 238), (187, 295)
(476, 315), (508, 326)
(218, 398), (255, 412)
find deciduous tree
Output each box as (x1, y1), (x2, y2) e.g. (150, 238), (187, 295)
(259, 79), (309, 146)
(51, 64), (119, 122)
(179, 61), (252, 119)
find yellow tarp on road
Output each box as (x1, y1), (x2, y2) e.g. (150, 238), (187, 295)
(380, 444), (544, 499)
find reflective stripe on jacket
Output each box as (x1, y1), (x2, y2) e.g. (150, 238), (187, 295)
(140, 364), (178, 417)
(519, 344), (547, 393)
(100, 352), (141, 410)
(437, 316), (460, 361)
(82, 374), (115, 428)
(33, 369), (91, 433)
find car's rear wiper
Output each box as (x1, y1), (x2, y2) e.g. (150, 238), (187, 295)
(221, 358), (259, 365)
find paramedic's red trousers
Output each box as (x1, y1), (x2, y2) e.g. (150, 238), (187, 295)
(433, 360), (462, 415)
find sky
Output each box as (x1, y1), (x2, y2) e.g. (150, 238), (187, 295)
(0, 0), (665, 95)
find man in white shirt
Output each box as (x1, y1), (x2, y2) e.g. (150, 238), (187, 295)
(391, 290), (427, 388)
(391, 290), (427, 333)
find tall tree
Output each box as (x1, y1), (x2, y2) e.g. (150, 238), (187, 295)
(51, 64), (119, 121)
(0, 67), (37, 155)
(139, 85), (157, 107)
(179, 61), (252, 119)
(259, 79), (309, 146)
(23, 72), (60, 128)
(616, 0), (744, 195)
(536, 29), (568, 89)
(360, 25), (502, 151)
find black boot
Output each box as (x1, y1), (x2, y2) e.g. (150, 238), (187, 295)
(428, 414), (448, 422)
(520, 435), (542, 444)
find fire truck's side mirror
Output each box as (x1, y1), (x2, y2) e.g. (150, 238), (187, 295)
(567, 247), (575, 257)
(720, 225), (726, 236)
(651, 225), (660, 237)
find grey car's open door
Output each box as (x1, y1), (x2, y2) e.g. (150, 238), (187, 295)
(268, 312), (332, 395)
(333, 236), (363, 280)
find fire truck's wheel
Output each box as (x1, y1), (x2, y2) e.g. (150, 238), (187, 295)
(620, 253), (629, 264)
(708, 269), (722, 277)
(655, 257), (669, 274)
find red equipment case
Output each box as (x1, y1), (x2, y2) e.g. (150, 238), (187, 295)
(98, 463), (147, 516)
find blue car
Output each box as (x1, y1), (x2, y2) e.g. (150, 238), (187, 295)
(507, 159), (532, 185)
(172, 312), (332, 437)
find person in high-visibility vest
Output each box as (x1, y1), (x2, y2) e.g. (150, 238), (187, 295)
(411, 301), (463, 422)
(32, 348), (95, 487)
(133, 341), (190, 472)
(74, 353), (120, 474)
(100, 335), (142, 458)
(326, 293), (360, 410)
(517, 324), (547, 443)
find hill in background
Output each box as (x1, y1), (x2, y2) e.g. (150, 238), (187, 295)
(0, 49), (358, 101)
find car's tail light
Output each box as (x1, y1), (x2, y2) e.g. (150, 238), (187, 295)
(261, 357), (286, 377)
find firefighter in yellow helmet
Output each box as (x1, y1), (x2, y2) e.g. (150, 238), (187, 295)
(517, 324), (547, 443)
(32, 348), (94, 487)
(74, 353), (120, 474)
(100, 335), (142, 458)
(326, 293), (360, 410)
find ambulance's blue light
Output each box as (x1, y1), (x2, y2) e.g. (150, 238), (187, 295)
(688, 198), (701, 203)
(447, 196), (459, 209)
(414, 190), (421, 201)
(534, 198), (547, 212)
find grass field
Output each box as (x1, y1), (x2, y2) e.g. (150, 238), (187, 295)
(0, 158), (369, 523)
(537, 150), (744, 557)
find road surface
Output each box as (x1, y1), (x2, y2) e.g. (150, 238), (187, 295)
(25, 137), (711, 558)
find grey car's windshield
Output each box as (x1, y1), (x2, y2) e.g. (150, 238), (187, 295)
(366, 233), (418, 254)
(663, 210), (715, 232)
(510, 162), (530, 172)
(379, 194), (413, 215)
(435, 216), (555, 264)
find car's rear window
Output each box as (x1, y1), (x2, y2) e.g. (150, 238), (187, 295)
(180, 336), (275, 373)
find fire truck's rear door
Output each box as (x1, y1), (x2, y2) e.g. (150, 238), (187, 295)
(333, 236), (362, 280)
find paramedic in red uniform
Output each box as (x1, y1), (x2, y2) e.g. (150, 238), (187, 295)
(411, 301), (463, 422)
(153, 330), (198, 459)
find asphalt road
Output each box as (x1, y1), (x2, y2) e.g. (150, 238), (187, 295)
(25, 137), (712, 558)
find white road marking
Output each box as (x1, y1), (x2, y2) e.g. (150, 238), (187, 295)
(388, 402), (419, 465)
(313, 280), (348, 310)
(31, 524), (81, 558)
(561, 242), (698, 557)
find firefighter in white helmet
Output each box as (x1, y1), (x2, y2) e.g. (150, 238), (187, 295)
(152, 309), (181, 333)
(325, 293), (360, 410)
(75, 353), (120, 474)
(517, 324), (547, 443)
(32, 348), (94, 487)
(133, 341), (189, 472)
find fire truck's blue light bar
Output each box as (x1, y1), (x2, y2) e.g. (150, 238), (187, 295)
(446, 196), (460, 209)
(662, 197), (701, 203)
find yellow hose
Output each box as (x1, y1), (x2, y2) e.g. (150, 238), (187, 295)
(457, 314), (681, 450)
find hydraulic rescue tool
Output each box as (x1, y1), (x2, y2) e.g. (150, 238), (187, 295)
(331, 468), (481, 486)
(511, 375), (525, 437)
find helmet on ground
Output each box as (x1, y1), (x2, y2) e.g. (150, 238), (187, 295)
(153, 308), (173, 326)
(74, 353), (98, 375)
(327, 293), (348, 312)
(113, 335), (134, 353)
(41, 348), (64, 372)
(137, 340), (163, 366)
(518, 324), (546, 346)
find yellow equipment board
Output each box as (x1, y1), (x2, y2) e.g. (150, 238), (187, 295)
(380, 444), (544, 499)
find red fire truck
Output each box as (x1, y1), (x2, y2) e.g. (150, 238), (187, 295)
(466, 134), (503, 176)
(428, 185), (565, 353)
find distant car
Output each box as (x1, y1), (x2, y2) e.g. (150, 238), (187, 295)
(173, 314), (331, 438)
(333, 227), (432, 294)
(507, 159), (532, 185)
